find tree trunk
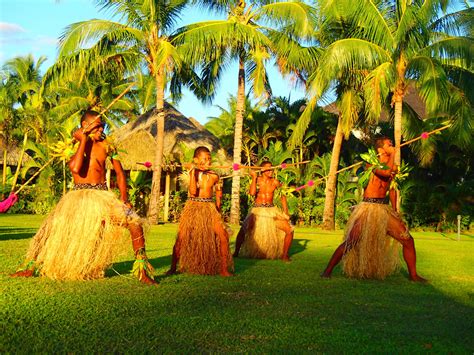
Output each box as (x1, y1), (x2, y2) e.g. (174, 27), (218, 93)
(229, 57), (246, 225)
(322, 117), (344, 230)
(2, 150), (7, 190)
(393, 96), (403, 167)
(393, 91), (404, 212)
(11, 132), (28, 192)
(148, 68), (165, 224)
(163, 171), (170, 222)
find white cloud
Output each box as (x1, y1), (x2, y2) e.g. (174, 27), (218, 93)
(0, 22), (26, 34)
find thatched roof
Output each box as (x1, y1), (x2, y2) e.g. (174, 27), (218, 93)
(323, 86), (427, 120)
(0, 145), (32, 166)
(109, 102), (231, 171)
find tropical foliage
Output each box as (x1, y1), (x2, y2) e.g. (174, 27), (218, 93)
(0, 0), (472, 232)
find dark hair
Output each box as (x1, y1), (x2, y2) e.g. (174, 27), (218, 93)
(374, 136), (391, 149)
(261, 161), (272, 167)
(193, 146), (211, 158)
(81, 110), (101, 123)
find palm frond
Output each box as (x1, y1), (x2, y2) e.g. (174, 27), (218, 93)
(421, 37), (474, 71)
(256, 1), (317, 40)
(429, 7), (473, 37)
(287, 95), (318, 149)
(339, 89), (362, 139)
(58, 20), (143, 57)
(246, 47), (271, 99)
(364, 62), (396, 122)
(408, 55), (449, 115)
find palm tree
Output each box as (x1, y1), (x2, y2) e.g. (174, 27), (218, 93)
(48, 0), (206, 224)
(280, 4), (372, 230)
(285, 0), (473, 227)
(2, 55), (49, 143)
(324, 0), (473, 165)
(175, 0), (316, 223)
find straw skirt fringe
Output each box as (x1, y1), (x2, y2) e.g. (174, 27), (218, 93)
(177, 200), (233, 275)
(239, 207), (290, 259)
(342, 202), (401, 279)
(26, 189), (140, 280)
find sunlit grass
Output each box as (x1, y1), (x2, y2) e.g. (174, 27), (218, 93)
(1, 215), (473, 352)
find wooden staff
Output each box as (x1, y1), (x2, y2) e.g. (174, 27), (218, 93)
(220, 161), (311, 180)
(10, 132), (28, 192)
(293, 124), (453, 188)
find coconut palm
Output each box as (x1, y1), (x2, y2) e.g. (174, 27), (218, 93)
(281, 7), (372, 229)
(323, 0), (473, 164)
(284, 0), (473, 228)
(2, 55), (50, 143)
(47, 0), (208, 224)
(175, 0), (316, 223)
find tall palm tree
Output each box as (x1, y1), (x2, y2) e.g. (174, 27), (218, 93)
(281, 3), (372, 230)
(286, 0), (473, 227)
(175, 0), (316, 223)
(47, 0), (206, 224)
(326, 0), (473, 165)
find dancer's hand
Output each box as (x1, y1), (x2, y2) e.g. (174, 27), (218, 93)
(73, 128), (87, 141)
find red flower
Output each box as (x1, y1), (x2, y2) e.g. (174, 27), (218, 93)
(307, 180), (314, 187)
(281, 163), (287, 169)
(144, 161), (152, 168)
(232, 163), (240, 171)
(421, 132), (429, 139)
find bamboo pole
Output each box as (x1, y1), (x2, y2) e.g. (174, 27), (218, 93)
(10, 132), (28, 192)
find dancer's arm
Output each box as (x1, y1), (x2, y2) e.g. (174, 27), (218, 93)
(249, 170), (257, 196)
(215, 178), (223, 212)
(373, 147), (396, 178)
(69, 129), (89, 174)
(189, 167), (198, 196)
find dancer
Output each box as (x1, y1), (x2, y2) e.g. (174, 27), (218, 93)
(321, 136), (426, 281)
(12, 110), (156, 284)
(167, 146), (233, 276)
(233, 161), (294, 261)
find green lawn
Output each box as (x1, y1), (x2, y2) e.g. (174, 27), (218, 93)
(1, 214), (473, 353)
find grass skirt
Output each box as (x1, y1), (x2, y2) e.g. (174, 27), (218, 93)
(239, 207), (290, 259)
(25, 189), (140, 280)
(177, 200), (233, 275)
(342, 202), (400, 279)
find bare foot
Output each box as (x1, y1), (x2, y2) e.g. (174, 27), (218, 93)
(220, 270), (233, 277)
(166, 268), (177, 276)
(137, 270), (158, 285)
(410, 275), (428, 283)
(232, 252), (239, 258)
(320, 271), (332, 278)
(10, 270), (34, 278)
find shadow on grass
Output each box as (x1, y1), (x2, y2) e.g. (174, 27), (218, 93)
(5, 272), (473, 352)
(291, 238), (310, 256)
(0, 227), (37, 241)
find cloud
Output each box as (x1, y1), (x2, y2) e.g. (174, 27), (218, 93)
(0, 22), (26, 34)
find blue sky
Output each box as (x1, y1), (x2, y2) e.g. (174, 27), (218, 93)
(0, 0), (306, 124)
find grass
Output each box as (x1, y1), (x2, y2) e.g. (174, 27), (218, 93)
(1, 214), (473, 353)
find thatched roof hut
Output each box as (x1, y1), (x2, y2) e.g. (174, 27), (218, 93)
(109, 102), (231, 171)
(0, 145), (32, 166)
